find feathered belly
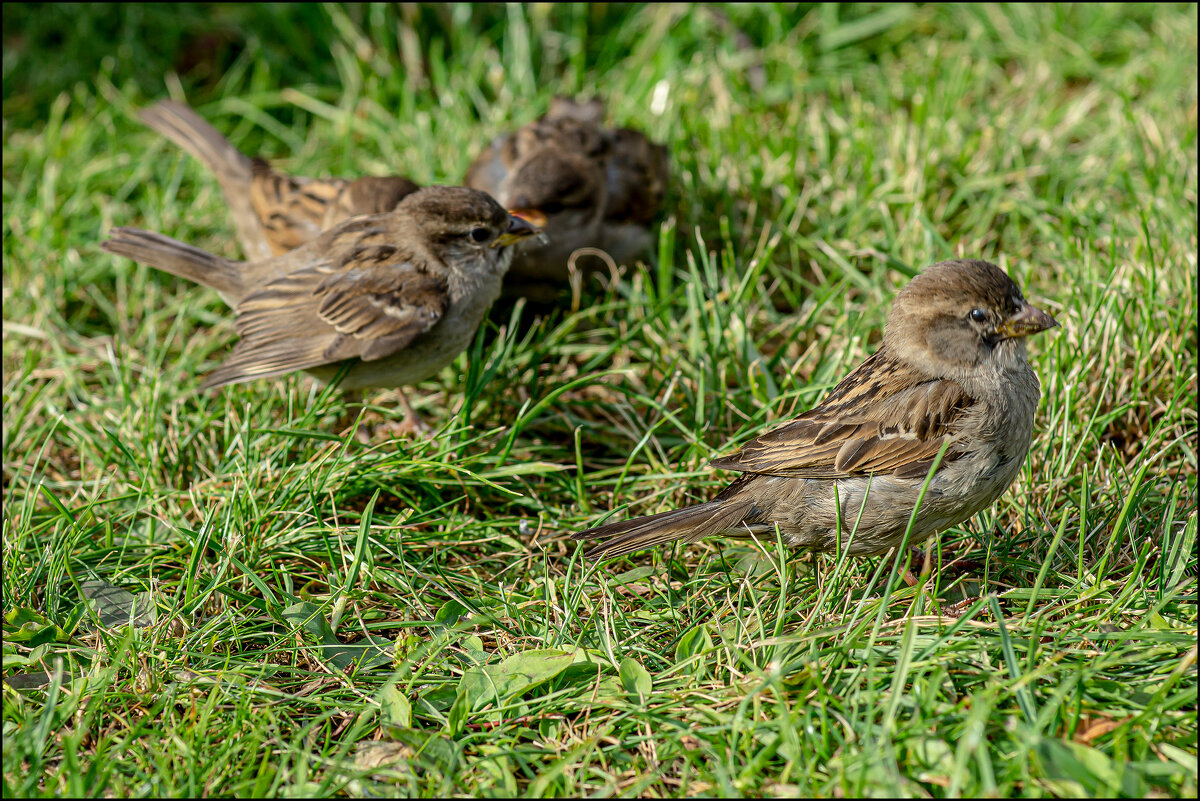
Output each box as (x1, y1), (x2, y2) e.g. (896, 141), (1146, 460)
(746, 449), (1027, 556)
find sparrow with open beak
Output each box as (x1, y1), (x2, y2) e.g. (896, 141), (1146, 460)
(464, 97), (669, 293)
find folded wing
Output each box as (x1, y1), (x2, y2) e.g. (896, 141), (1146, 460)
(709, 350), (974, 481)
(202, 241), (448, 389)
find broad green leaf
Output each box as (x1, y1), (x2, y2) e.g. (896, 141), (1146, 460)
(80, 580), (156, 629)
(321, 635), (393, 673)
(674, 623), (713, 670)
(379, 682), (412, 729)
(447, 688), (470, 737)
(460, 635), (488, 667)
(4, 608), (70, 645)
(3, 671), (53, 691)
(282, 602), (391, 673)
(434, 599), (469, 631)
(619, 656), (653, 703)
(458, 648), (578, 712)
(281, 602), (336, 643)
(1036, 738), (1146, 797)
(387, 728), (456, 770)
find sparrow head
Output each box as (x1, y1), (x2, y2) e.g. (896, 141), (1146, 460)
(884, 259), (1059, 378)
(398, 186), (543, 275)
(504, 115), (608, 163)
(546, 96), (606, 126)
(502, 149), (607, 228)
(605, 128), (671, 223)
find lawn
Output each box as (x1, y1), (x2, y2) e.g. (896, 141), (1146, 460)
(2, 3), (1197, 797)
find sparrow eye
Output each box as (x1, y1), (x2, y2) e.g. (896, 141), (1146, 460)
(470, 227), (492, 243)
(969, 308), (988, 323)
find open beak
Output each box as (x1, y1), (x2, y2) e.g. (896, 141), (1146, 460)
(998, 302), (1059, 339)
(509, 208), (548, 228)
(492, 210), (545, 248)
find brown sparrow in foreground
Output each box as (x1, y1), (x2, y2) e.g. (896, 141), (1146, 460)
(574, 260), (1059, 560)
(140, 100), (421, 261)
(464, 97), (669, 289)
(101, 187), (542, 433)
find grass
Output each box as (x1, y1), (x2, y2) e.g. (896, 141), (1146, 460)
(3, 3), (1197, 797)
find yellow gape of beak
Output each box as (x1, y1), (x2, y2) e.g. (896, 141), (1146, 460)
(493, 211), (545, 248)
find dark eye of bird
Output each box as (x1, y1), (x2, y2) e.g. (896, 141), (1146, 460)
(969, 308), (988, 323)
(470, 227), (491, 243)
(541, 202), (565, 214)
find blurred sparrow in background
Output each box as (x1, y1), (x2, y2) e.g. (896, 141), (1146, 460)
(464, 97), (669, 293)
(101, 186), (542, 435)
(142, 97), (667, 300)
(140, 100), (421, 261)
(574, 259), (1058, 560)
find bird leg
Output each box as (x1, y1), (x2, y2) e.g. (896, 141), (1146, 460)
(338, 388), (432, 442)
(901, 544), (933, 587)
(388, 389), (433, 437)
(358, 389), (433, 441)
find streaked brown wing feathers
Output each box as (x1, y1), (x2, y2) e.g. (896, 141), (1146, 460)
(312, 252), (448, 356)
(709, 350), (973, 479)
(222, 239), (449, 384)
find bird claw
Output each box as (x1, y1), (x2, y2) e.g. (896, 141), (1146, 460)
(354, 413), (433, 443)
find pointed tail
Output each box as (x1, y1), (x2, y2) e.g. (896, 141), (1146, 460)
(101, 227), (244, 300)
(139, 100), (273, 260)
(572, 497), (754, 560)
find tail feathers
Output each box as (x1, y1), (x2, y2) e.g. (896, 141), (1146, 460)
(140, 100), (273, 260)
(101, 227), (243, 299)
(140, 101), (254, 184)
(573, 498), (754, 560)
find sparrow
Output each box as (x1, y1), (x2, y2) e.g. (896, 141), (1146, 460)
(573, 259), (1059, 560)
(523, 97), (669, 235)
(100, 186), (543, 432)
(463, 97), (669, 289)
(139, 100), (421, 261)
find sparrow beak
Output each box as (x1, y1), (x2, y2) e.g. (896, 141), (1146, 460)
(493, 211), (545, 248)
(509, 208), (548, 228)
(998, 302), (1060, 339)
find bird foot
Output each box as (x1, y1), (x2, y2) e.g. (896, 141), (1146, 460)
(940, 597), (979, 618)
(902, 545), (933, 586)
(354, 413), (433, 443)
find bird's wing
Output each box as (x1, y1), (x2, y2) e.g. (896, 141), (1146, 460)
(202, 240), (449, 389)
(335, 176), (420, 223)
(249, 162), (421, 255)
(709, 350), (974, 480)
